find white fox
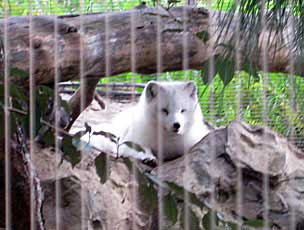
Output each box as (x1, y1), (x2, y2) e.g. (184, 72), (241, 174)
(80, 81), (210, 162)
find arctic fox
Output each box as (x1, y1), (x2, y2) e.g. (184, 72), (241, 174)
(115, 81), (210, 161)
(78, 81), (210, 162)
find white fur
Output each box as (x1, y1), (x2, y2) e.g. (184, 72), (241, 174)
(113, 81), (210, 161)
(79, 81), (210, 161)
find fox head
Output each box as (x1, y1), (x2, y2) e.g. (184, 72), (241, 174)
(142, 81), (200, 136)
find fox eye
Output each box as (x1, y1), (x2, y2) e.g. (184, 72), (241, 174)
(181, 109), (186, 113)
(162, 108), (169, 115)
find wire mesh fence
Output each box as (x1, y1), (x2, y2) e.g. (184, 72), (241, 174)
(1, 0), (304, 230)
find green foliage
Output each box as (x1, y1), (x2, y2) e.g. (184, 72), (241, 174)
(243, 219), (265, 228)
(180, 208), (200, 230)
(214, 0), (304, 61)
(201, 72), (304, 150)
(121, 141), (146, 153)
(92, 129), (117, 144)
(163, 192), (178, 224)
(0, 69), (29, 137)
(137, 166), (158, 214)
(196, 31), (210, 43)
(201, 56), (236, 86)
(62, 135), (82, 167)
(95, 153), (109, 184)
(0, 68), (86, 169)
(101, 70), (304, 151)
(202, 210), (215, 230)
(0, 0), (181, 17)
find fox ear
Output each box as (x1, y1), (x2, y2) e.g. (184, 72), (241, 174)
(145, 81), (160, 102)
(184, 81), (197, 99)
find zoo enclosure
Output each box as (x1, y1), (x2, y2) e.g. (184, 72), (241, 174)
(1, 0), (304, 230)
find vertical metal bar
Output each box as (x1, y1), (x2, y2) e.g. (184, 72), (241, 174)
(4, 4), (11, 230)
(288, 58), (296, 230)
(233, 0), (243, 229)
(79, 0), (86, 228)
(182, 1), (191, 229)
(29, 0), (36, 229)
(130, 6), (138, 230)
(54, 5), (61, 230)
(208, 61), (216, 228)
(104, 7), (111, 229)
(206, 0), (216, 228)
(156, 2), (164, 230)
(104, 3), (113, 114)
(287, 2), (296, 229)
(260, 0), (269, 229)
(182, 0), (191, 80)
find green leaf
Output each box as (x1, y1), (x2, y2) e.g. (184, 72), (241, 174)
(84, 122), (92, 134)
(41, 128), (55, 147)
(217, 57), (235, 86)
(196, 31), (209, 43)
(73, 122), (92, 139)
(73, 129), (90, 140)
(92, 130), (117, 144)
(179, 202), (201, 230)
(200, 58), (218, 85)
(36, 86), (54, 126)
(166, 182), (184, 196)
(122, 158), (133, 172)
(202, 210), (211, 230)
(10, 68), (29, 78)
(184, 208), (200, 230)
(166, 182), (205, 210)
(62, 136), (81, 167)
(95, 153), (109, 184)
(137, 171), (158, 213)
(164, 193), (178, 225)
(121, 141), (145, 153)
(243, 219), (265, 228)
(243, 63), (259, 79)
(202, 210), (218, 230)
(10, 84), (28, 103)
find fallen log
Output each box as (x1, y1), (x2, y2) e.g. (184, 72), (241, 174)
(0, 6), (300, 127)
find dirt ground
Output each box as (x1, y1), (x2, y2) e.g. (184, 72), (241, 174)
(61, 94), (138, 133)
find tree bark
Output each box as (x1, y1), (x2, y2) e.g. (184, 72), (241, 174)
(0, 6), (300, 85)
(0, 126), (45, 230)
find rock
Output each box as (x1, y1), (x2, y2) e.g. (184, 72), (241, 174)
(154, 121), (304, 229)
(30, 115), (304, 230)
(33, 145), (153, 230)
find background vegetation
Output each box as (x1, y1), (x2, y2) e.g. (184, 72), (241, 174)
(105, 71), (304, 150)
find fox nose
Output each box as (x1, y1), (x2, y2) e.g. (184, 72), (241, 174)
(173, 122), (181, 131)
